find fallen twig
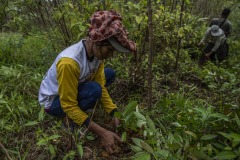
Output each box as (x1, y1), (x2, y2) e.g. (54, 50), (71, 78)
(0, 141), (12, 160)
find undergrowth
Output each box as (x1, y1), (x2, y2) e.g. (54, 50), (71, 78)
(0, 32), (240, 159)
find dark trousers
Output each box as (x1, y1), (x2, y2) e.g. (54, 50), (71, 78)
(199, 42), (228, 65)
(45, 68), (115, 117)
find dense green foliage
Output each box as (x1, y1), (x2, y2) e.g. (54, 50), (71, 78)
(0, 0), (240, 159)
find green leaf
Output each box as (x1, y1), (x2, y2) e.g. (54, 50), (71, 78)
(36, 139), (48, 146)
(121, 132), (127, 142)
(191, 149), (209, 159)
(158, 149), (169, 158)
(135, 16), (143, 25)
(215, 151), (236, 159)
(86, 135), (95, 141)
(48, 134), (61, 141)
(133, 112), (146, 121)
(211, 113), (229, 121)
(77, 144), (83, 158)
(219, 132), (232, 140)
(200, 134), (217, 140)
(24, 121), (39, 126)
(232, 139), (240, 147)
(234, 113), (240, 127)
(185, 0), (191, 5)
(146, 115), (156, 132)
(130, 144), (142, 152)
(125, 112), (134, 122)
(185, 131), (198, 139)
(193, 107), (206, 114)
(38, 106), (45, 122)
(113, 111), (121, 119)
(134, 112), (146, 121)
(228, 133), (240, 141)
(172, 122), (181, 127)
(132, 138), (143, 148)
(123, 101), (137, 117)
(140, 141), (154, 154)
(49, 144), (56, 157)
(132, 151), (151, 160)
(212, 143), (225, 149)
(178, 27), (184, 38)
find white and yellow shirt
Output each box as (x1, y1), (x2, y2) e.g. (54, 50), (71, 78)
(38, 40), (117, 125)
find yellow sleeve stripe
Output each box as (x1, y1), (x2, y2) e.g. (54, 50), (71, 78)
(57, 58), (88, 126)
(93, 63), (117, 113)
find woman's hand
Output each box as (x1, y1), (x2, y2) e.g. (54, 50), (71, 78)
(88, 121), (122, 154)
(204, 52), (212, 59)
(100, 130), (122, 154)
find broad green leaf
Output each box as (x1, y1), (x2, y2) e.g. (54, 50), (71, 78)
(191, 149), (209, 159)
(0, 98), (7, 104)
(132, 151), (151, 160)
(140, 141), (154, 154)
(223, 146), (232, 151)
(70, 22), (80, 29)
(135, 16), (143, 25)
(172, 122), (181, 127)
(137, 120), (146, 128)
(63, 151), (75, 160)
(219, 132), (232, 140)
(121, 132), (127, 142)
(124, 112), (134, 122)
(86, 135), (95, 140)
(228, 133), (240, 141)
(215, 151), (236, 159)
(200, 134), (217, 140)
(211, 113), (229, 121)
(185, 131), (198, 139)
(212, 143), (225, 149)
(146, 115), (156, 132)
(77, 144), (83, 158)
(133, 112), (146, 121)
(36, 139), (48, 146)
(130, 144), (142, 152)
(133, 4), (140, 9)
(113, 111), (121, 119)
(132, 138), (143, 148)
(38, 106), (45, 122)
(4, 125), (13, 131)
(24, 121), (39, 126)
(79, 25), (86, 31)
(158, 149), (169, 158)
(178, 27), (184, 38)
(49, 144), (56, 157)
(232, 139), (240, 147)
(234, 113), (240, 127)
(185, 0), (191, 5)
(123, 101), (137, 116)
(48, 134), (61, 140)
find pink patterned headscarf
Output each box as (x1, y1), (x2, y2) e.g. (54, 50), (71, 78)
(88, 10), (137, 53)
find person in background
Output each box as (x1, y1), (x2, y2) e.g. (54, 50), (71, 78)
(199, 25), (227, 64)
(38, 10), (137, 154)
(210, 8), (232, 38)
(209, 8), (232, 59)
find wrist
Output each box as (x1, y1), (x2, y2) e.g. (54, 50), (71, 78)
(88, 121), (107, 137)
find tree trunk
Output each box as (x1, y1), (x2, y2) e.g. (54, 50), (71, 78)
(174, 0), (184, 69)
(147, 0), (153, 108)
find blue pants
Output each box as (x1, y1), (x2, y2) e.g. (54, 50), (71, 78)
(46, 68), (115, 117)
